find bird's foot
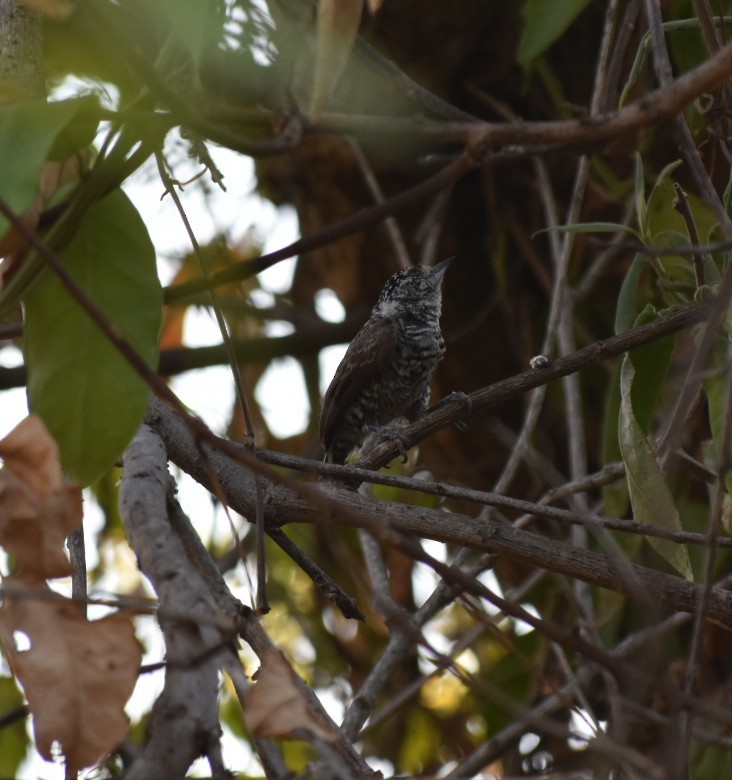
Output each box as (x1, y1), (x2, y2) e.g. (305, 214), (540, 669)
(448, 391), (473, 431)
(367, 425), (410, 462)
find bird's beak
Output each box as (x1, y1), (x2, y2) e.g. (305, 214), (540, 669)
(431, 256), (454, 282)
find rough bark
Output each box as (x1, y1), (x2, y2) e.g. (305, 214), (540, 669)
(0, 0), (44, 101)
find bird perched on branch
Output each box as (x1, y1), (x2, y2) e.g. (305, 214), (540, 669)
(319, 258), (452, 465)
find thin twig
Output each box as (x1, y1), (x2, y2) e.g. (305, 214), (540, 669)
(66, 526), (87, 618)
(164, 152), (478, 303)
(147, 395), (732, 629)
(266, 526), (364, 620)
(347, 137), (411, 269)
(258, 448), (728, 547)
(155, 153), (271, 609)
(360, 569), (545, 735)
(358, 299), (712, 470)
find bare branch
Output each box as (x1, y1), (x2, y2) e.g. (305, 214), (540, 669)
(144, 395), (732, 628)
(119, 425), (236, 780)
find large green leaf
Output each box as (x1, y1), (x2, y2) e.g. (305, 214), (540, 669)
(24, 189), (162, 486)
(601, 366), (629, 518)
(619, 352), (692, 579)
(627, 306), (675, 434)
(0, 98), (98, 237)
(518, 0), (592, 69)
(615, 253), (648, 334)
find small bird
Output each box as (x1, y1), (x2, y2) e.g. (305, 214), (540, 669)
(319, 258), (452, 464)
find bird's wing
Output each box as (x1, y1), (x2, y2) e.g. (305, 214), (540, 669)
(319, 317), (398, 449)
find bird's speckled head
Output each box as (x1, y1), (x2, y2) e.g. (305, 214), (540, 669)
(374, 258), (452, 316)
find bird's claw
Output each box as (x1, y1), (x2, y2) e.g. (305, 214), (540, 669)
(367, 425), (410, 462)
(448, 391), (473, 431)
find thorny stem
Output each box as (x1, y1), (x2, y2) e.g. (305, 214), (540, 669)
(154, 151), (270, 613)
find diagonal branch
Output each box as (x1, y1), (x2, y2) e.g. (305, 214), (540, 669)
(119, 425), (235, 780)
(144, 393), (732, 628)
(358, 299), (712, 469)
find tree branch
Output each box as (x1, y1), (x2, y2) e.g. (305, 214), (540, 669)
(358, 300), (712, 469)
(119, 425), (236, 780)
(144, 394), (732, 628)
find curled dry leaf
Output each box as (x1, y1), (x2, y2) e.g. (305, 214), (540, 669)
(0, 415), (82, 581)
(0, 415), (64, 497)
(0, 580), (142, 773)
(243, 648), (340, 741)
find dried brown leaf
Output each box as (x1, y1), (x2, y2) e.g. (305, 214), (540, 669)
(0, 415), (64, 497)
(244, 648), (339, 741)
(0, 581), (142, 773)
(0, 416), (82, 581)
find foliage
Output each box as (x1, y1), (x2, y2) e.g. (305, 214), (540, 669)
(25, 189), (161, 485)
(1, 0), (732, 778)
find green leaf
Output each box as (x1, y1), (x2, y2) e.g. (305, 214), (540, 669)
(0, 98), (98, 237)
(601, 366), (629, 518)
(24, 189), (162, 486)
(398, 708), (443, 772)
(692, 743), (732, 779)
(615, 253), (648, 334)
(0, 675), (28, 778)
(517, 0), (592, 69)
(155, 0), (223, 66)
(706, 372), (728, 453)
(634, 153), (647, 238)
(647, 176), (715, 255)
(619, 31), (652, 106)
(621, 20), (732, 106)
(645, 159), (683, 229)
(627, 306), (675, 434)
(619, 352), (693, 579)
(703, 344), (732, 501)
